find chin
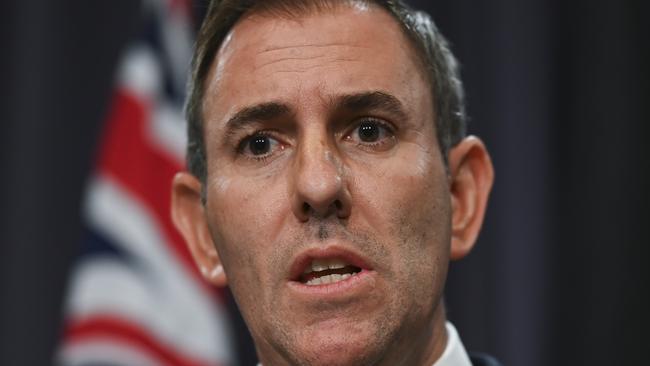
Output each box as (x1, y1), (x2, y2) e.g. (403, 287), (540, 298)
(294, 344), (376, 366)
(289, 324), (386, 366)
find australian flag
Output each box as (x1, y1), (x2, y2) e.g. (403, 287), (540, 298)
(58, 0), (235, 365)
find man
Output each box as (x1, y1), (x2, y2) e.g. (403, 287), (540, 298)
(171, 0), (496, 365)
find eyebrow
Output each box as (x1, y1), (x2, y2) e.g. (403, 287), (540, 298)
(333, 91), (409, 121)
(223, 102), (292, 137)
(222, 91), (409, 136)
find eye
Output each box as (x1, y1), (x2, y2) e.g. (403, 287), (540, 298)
(345, 118), (396, 149)
(358, 122), (381, 142)
(238, 132), (283, 159)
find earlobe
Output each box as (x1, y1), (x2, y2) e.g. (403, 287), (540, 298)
(171, 172), (228, 287)
(200, 264), (227, 286)
(447, 136), (494, 261)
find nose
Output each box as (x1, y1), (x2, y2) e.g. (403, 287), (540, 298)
(290, 139), (351, 222)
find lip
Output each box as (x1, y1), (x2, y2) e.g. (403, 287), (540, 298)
(288, 245), (373, 282)
(286, 245), (379, 300)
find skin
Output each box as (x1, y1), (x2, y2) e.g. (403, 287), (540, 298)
(172, 4), (494, 366)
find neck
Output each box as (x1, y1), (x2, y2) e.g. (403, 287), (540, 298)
(382, 301), (448, 366)
(418, 303), (449, 366)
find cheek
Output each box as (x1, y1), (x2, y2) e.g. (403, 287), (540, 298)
(205, 172), (291, 280)
(204, 180), (273, 319)
(353, 148), (450, 243)
(352, 148), (451, 300)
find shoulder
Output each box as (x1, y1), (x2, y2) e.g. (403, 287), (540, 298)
(470, 352), (503, 366)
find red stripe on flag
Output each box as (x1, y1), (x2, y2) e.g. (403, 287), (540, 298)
(170, 0), (192, 16)
(96, 89), (218, 299)
(65, 316), (216, 366)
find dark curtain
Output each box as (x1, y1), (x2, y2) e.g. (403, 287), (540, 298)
(1, 0), (647, 365)
(417, 1), (650, 365)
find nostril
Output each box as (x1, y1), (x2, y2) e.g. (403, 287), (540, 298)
(335, 200), (342, 210)
(302, 202), (311, 214)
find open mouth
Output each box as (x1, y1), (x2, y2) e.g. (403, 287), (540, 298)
(299, 258), (362, 286)
(287, 247), (375, 296)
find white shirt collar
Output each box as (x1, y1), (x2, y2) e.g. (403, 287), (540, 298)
(256, 321), (472, 366)
(433, 322), (473, 366)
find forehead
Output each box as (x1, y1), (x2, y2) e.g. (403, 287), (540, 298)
(203, 4), (431, 125)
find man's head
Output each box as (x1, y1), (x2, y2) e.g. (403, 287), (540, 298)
(172, 1), (494, 365)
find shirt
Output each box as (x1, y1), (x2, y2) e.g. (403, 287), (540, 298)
(434, 322), (472, 366)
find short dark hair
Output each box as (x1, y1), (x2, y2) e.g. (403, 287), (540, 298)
(185, 0), (466, 182)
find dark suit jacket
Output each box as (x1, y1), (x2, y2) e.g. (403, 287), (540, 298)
(470, 352), (503, 366)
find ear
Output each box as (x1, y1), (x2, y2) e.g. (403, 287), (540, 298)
(171, 172), (227, 287)
(447, 136), (494, 261)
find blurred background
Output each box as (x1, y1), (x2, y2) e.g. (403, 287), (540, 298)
(1, 0), (648, 365)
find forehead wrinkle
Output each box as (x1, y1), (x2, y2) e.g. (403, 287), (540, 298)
(255, 53), (328, 69)
(253, 43), (367, 72)
(254, 53), (362, 72)
(258, 42), (370, 54)
(266, 59), (363, 75)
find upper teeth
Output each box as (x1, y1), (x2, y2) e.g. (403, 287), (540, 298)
(304, 258), (348, 274)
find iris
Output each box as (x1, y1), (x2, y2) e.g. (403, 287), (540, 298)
(358, 122), (380, 142)
(249, 135), (270, 155)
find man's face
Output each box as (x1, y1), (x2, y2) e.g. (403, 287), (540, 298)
(202, 5), (451, 365)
